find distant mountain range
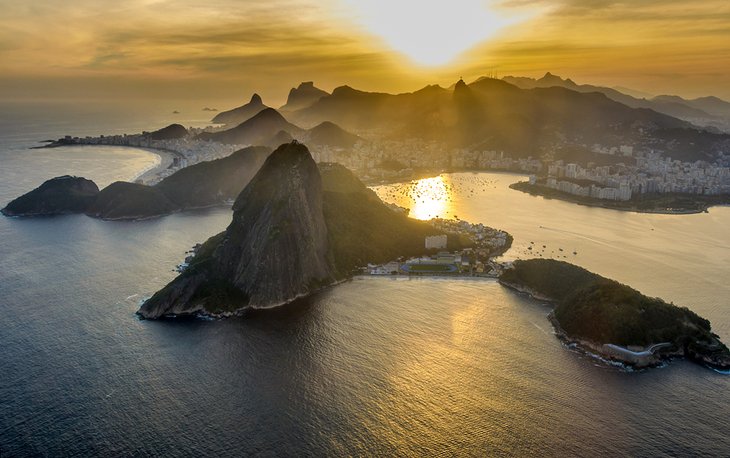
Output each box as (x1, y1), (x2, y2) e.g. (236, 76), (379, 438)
(280, 81), (330, 112)
(280, 77), (729, 162)
(502, 72), (730, 131)
(199, 106), (362, 150)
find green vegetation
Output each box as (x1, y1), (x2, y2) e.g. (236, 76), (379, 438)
(86, 181), (178, 219)
(407, 264), (452, 272)
(156, 146), (271, 208)
(500, 259), (729, 360)
(1, 176), (99, 216)
(319, 163), (469, 277)
(188, 278), (250, 314)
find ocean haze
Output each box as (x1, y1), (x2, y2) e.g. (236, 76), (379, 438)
(1, 111), (728, 456)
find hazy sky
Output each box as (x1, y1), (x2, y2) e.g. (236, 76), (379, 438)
(1, 0), (728, 107)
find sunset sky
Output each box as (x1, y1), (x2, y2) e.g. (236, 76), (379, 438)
(1, 0), (728, 107)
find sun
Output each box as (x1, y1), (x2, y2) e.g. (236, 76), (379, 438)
(340, 0), (531, 66)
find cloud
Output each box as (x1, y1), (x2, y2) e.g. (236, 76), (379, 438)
(0, 0), (728, 101)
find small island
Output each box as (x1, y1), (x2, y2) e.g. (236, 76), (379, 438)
(499, 259), (730, 371)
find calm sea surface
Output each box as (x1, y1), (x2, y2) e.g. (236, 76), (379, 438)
(1, 108), (728, 457)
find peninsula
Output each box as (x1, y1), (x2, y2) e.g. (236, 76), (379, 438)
(499, 259), (730, 370)
(139, 142), (469, 318)
(511, 180), (730, 214)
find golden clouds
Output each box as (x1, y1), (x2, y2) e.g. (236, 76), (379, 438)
(0, 0), (728, 102)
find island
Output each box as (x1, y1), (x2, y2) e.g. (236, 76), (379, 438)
(499, 259), (730, 370)
(1, 176), (99, 217)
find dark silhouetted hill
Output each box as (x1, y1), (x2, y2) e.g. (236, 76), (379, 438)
(281, 82), (329, 112)
(1, 176), (99, 216)
(200, 108), (304, 145)
(212, 94), (268, 126)
(306, 121), (361, 148)
(146, 124), (188, 140)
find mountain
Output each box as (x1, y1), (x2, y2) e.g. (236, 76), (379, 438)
(199, 108), (304, 146)
(654, 95), (730, 118)
(306, 121), (361, 148)
(211, 94), (268, 126)
(139, 142), (335, 317)
(3, 146), (272, 220)
(155, 146), (271, 209)
(146, 124), (188, 140)
(280, 81), (329, 112)
(291, 78), (727, 162)
(138, 142), (464, 318)
(86, 182), (178, 220)
(502, 73), (716, 124)
(1, 176), (99, 216)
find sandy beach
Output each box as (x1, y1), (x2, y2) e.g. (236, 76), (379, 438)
(131, 148), (179, 185)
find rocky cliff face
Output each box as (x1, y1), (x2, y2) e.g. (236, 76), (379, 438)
(139, 146), (463, 319)
(281, 82), (329, 112)
(138, 142), (335, 318)
(1, 176), (99, 216)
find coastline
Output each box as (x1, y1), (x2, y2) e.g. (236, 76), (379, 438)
(498, 279), (673, 370)
(132, 147), (180, 184)
(510, 181), (730, 215)
(32, 142), (184, 186)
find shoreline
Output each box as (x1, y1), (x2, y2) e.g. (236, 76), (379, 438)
(132, 147), (180, 184)
(510, 181), (730, 215)
(32, 143), (185, 186)
(498, 279), (673, 370)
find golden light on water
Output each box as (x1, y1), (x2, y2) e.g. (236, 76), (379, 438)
(409, 176), (453, 220)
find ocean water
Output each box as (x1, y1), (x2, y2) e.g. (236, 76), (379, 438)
(1, 112), (729, 456)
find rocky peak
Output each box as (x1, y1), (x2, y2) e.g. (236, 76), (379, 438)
(138, 142), (334, 318)
(283, 82), (330, 111)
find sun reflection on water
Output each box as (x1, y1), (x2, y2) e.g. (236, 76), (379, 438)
(408, 176), (454, 220)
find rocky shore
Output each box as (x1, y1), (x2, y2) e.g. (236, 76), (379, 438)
(499, 259), (730, 371)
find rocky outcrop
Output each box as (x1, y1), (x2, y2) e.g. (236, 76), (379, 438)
(281, 82), (329, 112)
(1, 176), (99, 216)
(138, 142), (335, 318)
(139, 143), (460, 319)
